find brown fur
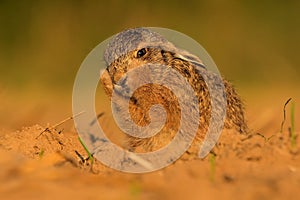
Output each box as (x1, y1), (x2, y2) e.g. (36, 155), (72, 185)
(101, 34), (247, 158)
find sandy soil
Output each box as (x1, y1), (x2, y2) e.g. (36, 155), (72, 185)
(0, 86), (299, 200)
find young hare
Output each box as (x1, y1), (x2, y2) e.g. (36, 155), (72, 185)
(100, 28), (247, 157)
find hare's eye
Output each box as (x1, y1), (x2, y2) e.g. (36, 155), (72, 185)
(136, 48), (146, 58)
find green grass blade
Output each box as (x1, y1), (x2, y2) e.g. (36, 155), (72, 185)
(209, 153), (216, 182)
(290, 101), (296, 148)
(78, 136), (94, 165)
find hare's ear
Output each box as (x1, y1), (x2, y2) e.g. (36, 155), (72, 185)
(175, 50), (206, 69)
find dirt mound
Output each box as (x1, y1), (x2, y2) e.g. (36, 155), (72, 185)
(0, 123), (299, 200)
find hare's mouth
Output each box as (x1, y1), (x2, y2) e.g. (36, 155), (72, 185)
(113, 75), (131, 99)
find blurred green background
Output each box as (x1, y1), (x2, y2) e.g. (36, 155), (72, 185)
(0, 1), (299, 129)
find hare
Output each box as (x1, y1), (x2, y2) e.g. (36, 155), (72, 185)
(100, 28), (247, 157)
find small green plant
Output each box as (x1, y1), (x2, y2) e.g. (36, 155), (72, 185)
(209, 152), (216, 182)
(129, 181), (142, 199)
(78, 136), (94, 166)
(39, 149), (45, 158)
(290, 101), (296, 148)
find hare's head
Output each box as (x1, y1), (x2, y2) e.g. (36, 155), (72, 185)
(101, 28), (205, 96)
